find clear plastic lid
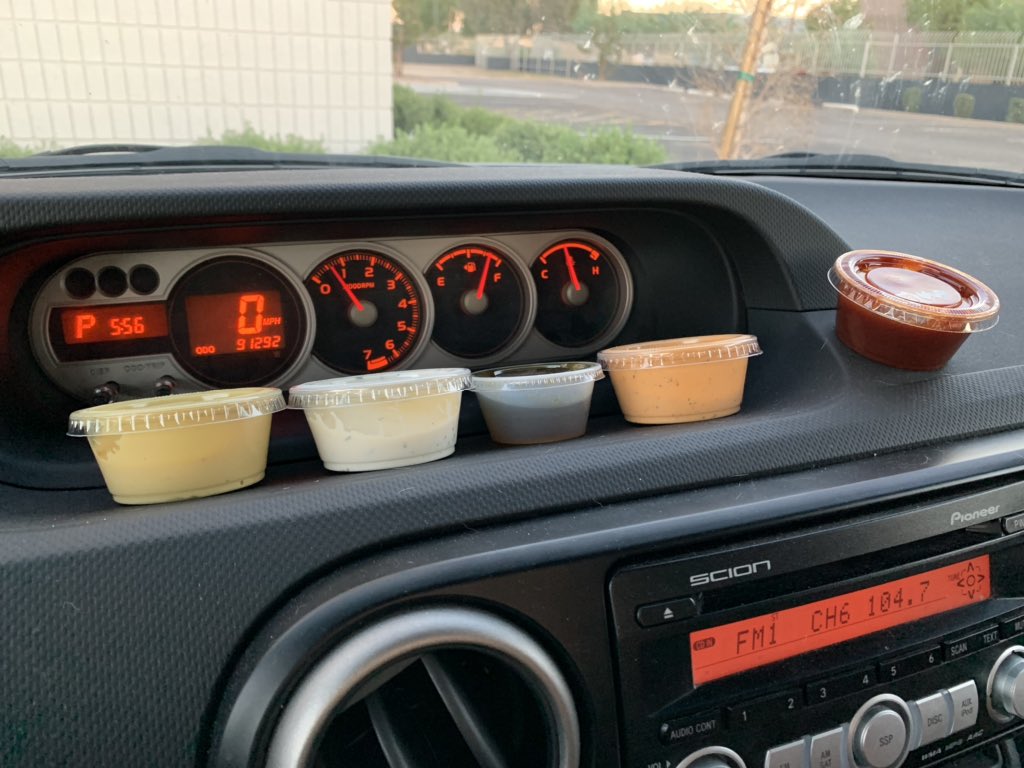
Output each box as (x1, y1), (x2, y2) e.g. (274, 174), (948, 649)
(68, 387), (285, 437)
(471, 362), (604, 391)
(598, 334), (762, 370)
(828, 250), (1000, 333)
(288, 368), (472, 409)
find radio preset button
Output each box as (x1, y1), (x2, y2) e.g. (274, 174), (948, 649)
(947, 680), (980, 731)
(727, 690), (802, 728)
(910, 692), (953, 748)
(853, 707), (907, 768)
(659, 710), (722, 746)
(944, 627), (999, 661)
(637, 597), (698, 627)
(807, 668), (877, 705)
(878, 647), (940, 682)
(766, 739), (809, 768)
(810, 727), (846, 768)
(999, 613), (1024, 640)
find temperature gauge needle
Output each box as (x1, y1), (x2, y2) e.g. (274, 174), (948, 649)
(476, 256), (492, 300)
(330, 264), (364, 312)
(564, 246), (582, 292)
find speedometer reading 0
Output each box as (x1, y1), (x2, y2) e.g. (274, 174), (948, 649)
(307, 250), (426, 374)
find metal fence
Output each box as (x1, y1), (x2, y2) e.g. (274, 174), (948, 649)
(463, 30), (1024, 86)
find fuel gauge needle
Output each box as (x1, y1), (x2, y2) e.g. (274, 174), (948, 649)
(476, 256), (492, 300)
(564, 246), (582, 292)
(330, 264), (364, 312)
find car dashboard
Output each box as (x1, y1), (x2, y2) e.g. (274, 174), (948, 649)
(0, 165), (1023, 768)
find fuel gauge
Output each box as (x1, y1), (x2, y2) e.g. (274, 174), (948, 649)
(531, 239), (628, 347)
(427, 245), (529, 359)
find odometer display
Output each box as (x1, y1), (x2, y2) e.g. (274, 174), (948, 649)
(307, 250), (425, 374)
(689, 555), (991, 685)
(168, 257), (307, 387)
(185, 291), (286, 357)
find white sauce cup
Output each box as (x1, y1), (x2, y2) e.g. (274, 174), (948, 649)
(288, 369), (471, 472)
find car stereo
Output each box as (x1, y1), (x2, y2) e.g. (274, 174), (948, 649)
(610, 480), (1024, 768)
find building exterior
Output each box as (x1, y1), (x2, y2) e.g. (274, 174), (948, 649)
(0, 0), (393, 153)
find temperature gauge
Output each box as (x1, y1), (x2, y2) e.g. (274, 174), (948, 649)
(306, 250), (428, 374)
(531, 239), (628, 347)
(427, 245), (529, 359)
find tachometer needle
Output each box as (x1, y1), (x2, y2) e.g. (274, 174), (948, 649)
(564, 246), (582, 292)
(330, 264), (364, 312)
(476, 256), (492, 300)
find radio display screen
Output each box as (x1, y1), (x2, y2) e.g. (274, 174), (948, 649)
(690, 555), (991, 685)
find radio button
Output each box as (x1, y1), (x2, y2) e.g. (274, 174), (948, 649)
(659, 710), (722, 746)
(999, 613), (1024, 640)
(810, 727), (846, 768)
(909, 692), (953, 748)
(947, 681), (980, 731)
(637, 597), (698, 627)
(853, 707), (907, 768)
(806, 668), (877, 705)
(1002, 512), (1024, 535)
(944, 627), (999, 661)
(766, 739), (808, 768)
(878, 647), (941, 682)
(727, 690), (802, 728)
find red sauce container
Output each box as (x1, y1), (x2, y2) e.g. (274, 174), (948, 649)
(828, 251), (999, 371)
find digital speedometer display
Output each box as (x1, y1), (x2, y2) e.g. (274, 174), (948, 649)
(690, 555), (991, 685)
(185, 291), (286, 357)
(168, 257), (307, 387)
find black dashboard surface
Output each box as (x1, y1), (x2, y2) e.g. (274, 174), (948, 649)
(0, 167), (1022, 767)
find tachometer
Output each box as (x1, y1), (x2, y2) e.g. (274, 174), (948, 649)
(306, 250), (427, 374)
(427, 244), (530, 359)
(167, 256), (309, 387)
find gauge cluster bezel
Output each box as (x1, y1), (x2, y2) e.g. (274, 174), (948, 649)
(29, 230), (633, 401)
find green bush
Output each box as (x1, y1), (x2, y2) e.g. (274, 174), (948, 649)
(953, 92), (975, 118)
(1007, 97), (1024, 124)
(901, 86), (923, 113)
(200, 122), (326, 154)
(380, 85), (667, 165)
(370, 124), (521, 163)
(0, 137), (59, 157)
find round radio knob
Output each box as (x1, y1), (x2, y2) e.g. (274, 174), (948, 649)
(990, 651), (1024, 719)
(852, 704), (909, 768)
(675, 746), (747, 768)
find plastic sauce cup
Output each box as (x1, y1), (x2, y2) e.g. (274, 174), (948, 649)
(472, 362), (604, 445)
(828, 250), (999, 371)
(288, 369), (472, 472)
(68, 387), (284, 505)
(598, 335), (762, 425)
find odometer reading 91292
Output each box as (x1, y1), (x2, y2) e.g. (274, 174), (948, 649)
(168, 256), (307, 387)
(690, 555), (991, 685)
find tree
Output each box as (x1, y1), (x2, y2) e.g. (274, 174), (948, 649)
(392, 0), (459, 73)
(573, 2), (624, 80)
(805, 0), (865, 29)
(905, 0), (970, 29)
(962, 0), (1024, 29)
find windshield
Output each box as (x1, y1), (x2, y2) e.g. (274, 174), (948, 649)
(1, 0), (1022, 177)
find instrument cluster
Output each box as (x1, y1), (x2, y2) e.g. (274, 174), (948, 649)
(30, 231), (633, 401)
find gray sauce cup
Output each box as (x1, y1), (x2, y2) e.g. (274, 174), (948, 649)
(471, 362), (604, 445)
